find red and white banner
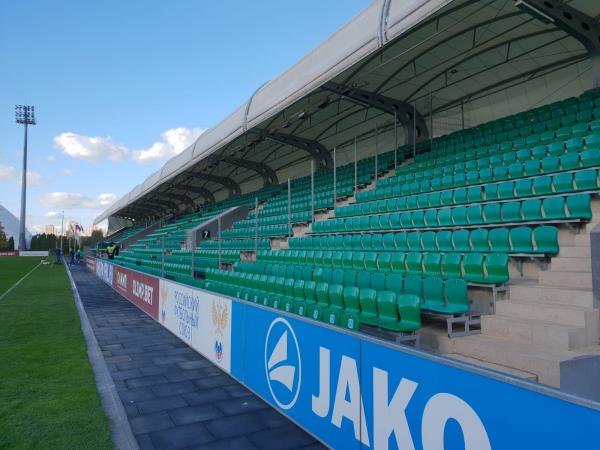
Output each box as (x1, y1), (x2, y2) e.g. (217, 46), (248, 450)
(0, 251), (19, 257)
(85, 256), (97, 272)
(114, 265), (160, 320)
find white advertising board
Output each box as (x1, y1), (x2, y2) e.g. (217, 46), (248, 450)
(158, 279), (232, 373)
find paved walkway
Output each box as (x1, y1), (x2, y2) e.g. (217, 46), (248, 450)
(70, 264), (323, 450)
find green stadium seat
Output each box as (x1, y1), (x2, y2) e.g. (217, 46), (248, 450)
(534, 226), (559, 254)
(581, 149), (600, 167)
(470, 228), (489, 252)
(553, 173), (574, 193)
(370, 272), (387, 291)
(437, 230), (453, 251)
(442, 253), (462, 279)
(510, 227), (533, 253)
(424, 253), (442, 277)
(489, 227), (510, 252)
(533, 175), (553, 195)
(463, 253), (485, 283)
(453, 230), (471, 252)
(340, 287), (361, 330)
(541, 155), (560, 173)
(485, 253), (509, 284)
(423, 276), (445, 310)
(522, 199), (543, 221)
(357, 288), (378, 326)
(406, 252), (423, 276)
(567, 194), (592, 220)
(483, 203), (502, 223)
(543, 196), (567, 220)
(575, 169), (599, 191)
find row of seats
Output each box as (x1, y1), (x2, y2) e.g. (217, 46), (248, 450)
(205, 268), (425, 332)
(288, 225), (557, 255)
(313, 194), (591, 234)
(369, 149), (600, 201)
(255, 248), (508, 284)
(234, 211), (311, 228)
(346, 169), (599, 218)
(221, 224), (290, 238)
(199, 238), (271, 250)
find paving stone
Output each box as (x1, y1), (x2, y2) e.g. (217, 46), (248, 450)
(150, 422), (214, 450)
(129, 412), (174, 435)
(111, 368), (142, 381)
(249, 425), (317, 450)
(136, 433), (156, 450)
(182, 388), (230, 406)
(152, 380), (198, 397)
(178, 359), (214, 370)
(126, 374), (169, 389)
(206, 413), (268, 439)
(119, 387), (157, 403)
(169, 404), (223, 425)
(194, 374), (238, 389)
(215, 396), (269, 416)
(191, 436), (258, 450)
(136, 396), (188, 415)
(223, 384), (255, 398)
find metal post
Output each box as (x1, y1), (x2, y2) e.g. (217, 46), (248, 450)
(413, 102), (417, 159)
(374, 124), (379, 183)
(161, 236), (165, 277)
(287, 178), (292, 237)
(461, 102), (465, 130)
(354, 136), (358, 191)
(311, 160), (315, 222)
(429, 91), (433, 149)
(60, 211), (64, 253)
(333, 147), (337, 205)
(254, 197), (259, 252)
(394, 112), (398, 169)
(217, 217), (222, 268)
(18, 122), (28, 250)
(191, 246), (195, 277)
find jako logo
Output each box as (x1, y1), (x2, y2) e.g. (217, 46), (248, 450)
(264, 318), (301, 410)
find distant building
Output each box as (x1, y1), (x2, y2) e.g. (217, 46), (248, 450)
(45, 224), (56, 235)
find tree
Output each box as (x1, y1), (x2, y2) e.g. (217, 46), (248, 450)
(7, 236), (14, 251)
(0, 222), (7, 250)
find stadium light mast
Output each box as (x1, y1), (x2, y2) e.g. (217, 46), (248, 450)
(15, 105), (36, 251)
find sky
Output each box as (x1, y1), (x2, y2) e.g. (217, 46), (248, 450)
(0, 0), (371, 236)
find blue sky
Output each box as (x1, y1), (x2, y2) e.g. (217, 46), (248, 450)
(0, 0), (370, 235)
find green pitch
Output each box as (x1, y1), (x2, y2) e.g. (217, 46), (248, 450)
(0, 260), (113, 449)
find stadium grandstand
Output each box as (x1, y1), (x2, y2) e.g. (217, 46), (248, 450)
(96, 0), (600, 397)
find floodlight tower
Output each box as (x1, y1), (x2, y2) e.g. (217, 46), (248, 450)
(15, 105), (36, 251)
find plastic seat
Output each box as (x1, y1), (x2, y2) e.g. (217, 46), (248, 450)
(352, 252), (365, 271)
(342, 251), (354, 269)
(541, 156), (560, 174)
(581, 149), (600, 167)
(437, 230), (453, 251)
(485, 253), (509, 284)
(438, 208), (453, 226)
(543, 197), (567, 220)
(534, 226), (559, 254)
(515, 179), (533, 197)
(497, 182), (515, 200)
(510, 227), (534, 253)
(390, 252), (406, 273)
(467, 204), (484, 225)
(522, 199), (543, 221)
(343, 270), (357, 288)
(364, 252), (378, 271)
(452, 229), (471, 252)
(357, 288), (378, 326)
(441, 253), (462, 279)
(575, 169), (599, 191)
(567, 194), (592, 220)
(424, 253), (442, 277)
(395, 232), (408, 251)
(452, 206), (468, 226)
(378, 291), (421, 332)
(489, 227), (510, 252)
(470, 228), (489, 252)
(440, 279), (469, 314)
(406, 252), (423, 276)
(370, 272), (387, 291)
(406, 232), (422, 251)
(422, 276), (445, 311)
(463, 253), (485, 283)
(502, 201), (522, 222)
(533, 175), (553, 195)
(553, 173), (574, 193)
(323, 285), (345, 325)
(383, 232), (396, 250)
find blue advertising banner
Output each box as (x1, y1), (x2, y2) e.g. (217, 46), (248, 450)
(90, 260), (600, 449)
(231, 302), (600, 450)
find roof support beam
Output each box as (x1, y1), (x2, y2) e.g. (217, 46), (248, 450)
(514, 0), (600, 54)
(178, 184), (216, 204)
(146, 198), (180, 212)
(186, 172), (241, 198)
(251, 128), (333, 170)
(322, 81), (429, 143)
(221, 156), (278, 186)
(157, 192), (195, 208)
(515, 0), (600, 87)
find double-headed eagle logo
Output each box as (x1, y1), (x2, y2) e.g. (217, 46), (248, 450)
(211, 300), (229, 337)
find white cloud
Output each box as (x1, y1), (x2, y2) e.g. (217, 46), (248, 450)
(39, 192), (118, 210)
(44, 211), (62, 218)
(63, 168), (75, 175)
(53, 132), (129, 162)
(132, 127), (205, 163)
(0, 164), (18, 178)
(0, 165), (42, 185)
(47, 155), (56, 162)
(30, 224), (44, 234)
(52, 127), (206, 164)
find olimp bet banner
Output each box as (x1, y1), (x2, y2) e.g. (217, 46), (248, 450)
(159, 279), (233, 373)
(231, 303), (600, 450)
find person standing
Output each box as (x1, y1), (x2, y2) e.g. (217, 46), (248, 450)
(106, 242), (116, 260)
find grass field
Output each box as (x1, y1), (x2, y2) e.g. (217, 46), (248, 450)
(0, 258), (113, 449)
(0, 256), (44, 296)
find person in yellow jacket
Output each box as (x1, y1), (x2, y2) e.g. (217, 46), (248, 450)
(106, 242), (117, 260)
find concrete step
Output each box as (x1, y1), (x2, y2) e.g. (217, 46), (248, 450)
(442, 353), (538, 382)
(538, 270), (592, 289)
(584, 221), (600, 234)
(550, 256), (591, 272)
(575, 233), (591, 247)
(426, 332), (573, 387)
(481, 314), (590, 350)
(495, 300), (597, 328)
(559, 245), (591, 258)
(509, 284), (594, 308)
